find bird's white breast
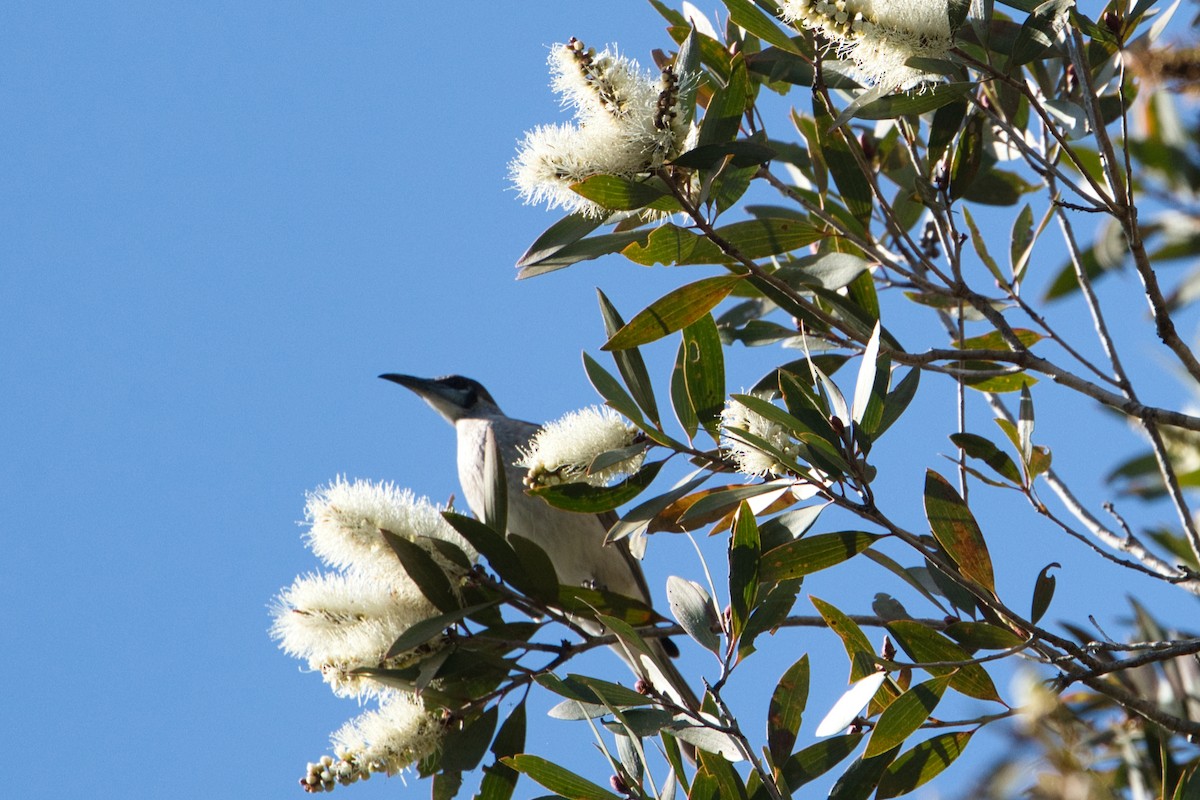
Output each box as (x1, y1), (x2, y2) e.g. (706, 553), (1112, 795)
(454, 416), (646, 601)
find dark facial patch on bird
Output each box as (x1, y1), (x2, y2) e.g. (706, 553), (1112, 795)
(434, 375), (498, 410)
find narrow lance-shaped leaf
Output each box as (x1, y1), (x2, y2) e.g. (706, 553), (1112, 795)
(768, 654), (811, 764)
(1018, 385), (1035, 465)
(729, 502), (761, 642)
(597, 289), (659, 426)
(380, 529), (460, 613)
(864, 676), (951, 757)
(502, 755), (622, 800)
(670, 338), (700, 440)
(682, 314), (726, 438)
(482, 427), (507, 535)
(439, 706), (499, 772)
(827, 743), (899, 800)
(476, 704), (527, 800)
(949, 433), (1023, 485)
(570, 174), (669, 211)
(723, 0), (804, 54)
(529, 460), (665, 514)
(759, 531), (882, 582)
(852, 321), (882, 426)
(667, 575), (721, 653)
(603, 275), (745, 351)
(812, 596), (878, 680)
(813, 90), (872, 223)
(815, 671), (888, 737)
(876, 731), (973, 799)
(698, 54), (750, 147)
(886, 620), (1002, 702)
(924, 470), (996, 595)
(1031, 562), (1060, 624)
(517, 212), (603, 268)
(781, 735), (865, 790)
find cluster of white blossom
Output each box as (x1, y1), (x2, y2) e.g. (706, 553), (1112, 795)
(518, 405), (646, 488)
(273, 478), (473, 791)
(720, 396), (801, 477)
(300, 694), (446, 792)
(510, 38), (696, 217)
(779, 0), (956, 91)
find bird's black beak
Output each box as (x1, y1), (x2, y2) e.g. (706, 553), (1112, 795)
(379, 373), (469, 424)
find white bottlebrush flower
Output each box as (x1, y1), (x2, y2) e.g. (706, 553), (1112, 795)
(518, 405), (645, 488)
(779, 0), (957, 91)
(271, 571), (443, 697)
(299, 692), (445, 792)
(510, 39), (696, 218)
(304, 477), (475, 582)
(720, 396), (800, 477)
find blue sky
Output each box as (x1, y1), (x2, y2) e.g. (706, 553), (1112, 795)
(4, 2), (1196, 799)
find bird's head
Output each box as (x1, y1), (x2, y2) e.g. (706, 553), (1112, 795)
(379, 373), (502, 424)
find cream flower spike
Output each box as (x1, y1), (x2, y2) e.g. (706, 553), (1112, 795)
(780, 0), (962, 91)
(518, 405), (645, 488)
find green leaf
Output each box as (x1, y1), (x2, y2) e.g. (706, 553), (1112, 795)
(507, 534), (560, 603)
(729, 502), (762, 641)
(760, 531), (882, 582)
(476, 705), (526, 800)
(1031, 562), (1060, 624)
(699, 54), (750, 147)
(943, 621), (1025, 650)
(556, 585), (660, 627)
(671, 338), (700, 440)
(516, 230), (649, 279)
(380, 530), (460, 613)
(886, 620), (1002, 702)
(385, 602), (494, 659)
(670, 723), (745, 761)
(864, 676), (950, 757)
(440, 706), (498, 772)
(1009, 0), (1070, 66)
(517, 212), (603, 268)
(713, 217), (826, 260)
(768, 655), (811, 765)
(949, 114), (984, 201)
(876, 366), (919, 438)
(924, 470), (996, 595)
(852, 82), (975, 120)
(814, 91), (872, 222)
(570, 174), (670, 211)
(812, 596), (877, 681)
(682, 314), (726, 438)
(582, 352), (650, 432)
(603, 276), (745, 351)
(928, 99), (967, 170)
(953, 328), (1043, 350)
(876, 731), (973, 798)
(1009, 203), (1035, 281)
(529, 461), (664, 514)
(434, 771), (463, 800)
(723, 0), (804, 54)
(950, 433), (1023, 485)
(740, 578), (803, 660)
(667, 575), (720, 653)
(442, 513), (525, 590)
(828, 746), (900, 800)
(851, 321), (889, 437)
(962, 206), (1005, 284)
(482, 428), (507, 535)
(597, 290), (659, 426)
(502, 755), (622, 800)
(671, 140), (778, 169)
(780, 735), (864, 790)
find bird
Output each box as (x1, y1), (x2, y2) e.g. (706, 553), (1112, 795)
(380, 373), (698, 712)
